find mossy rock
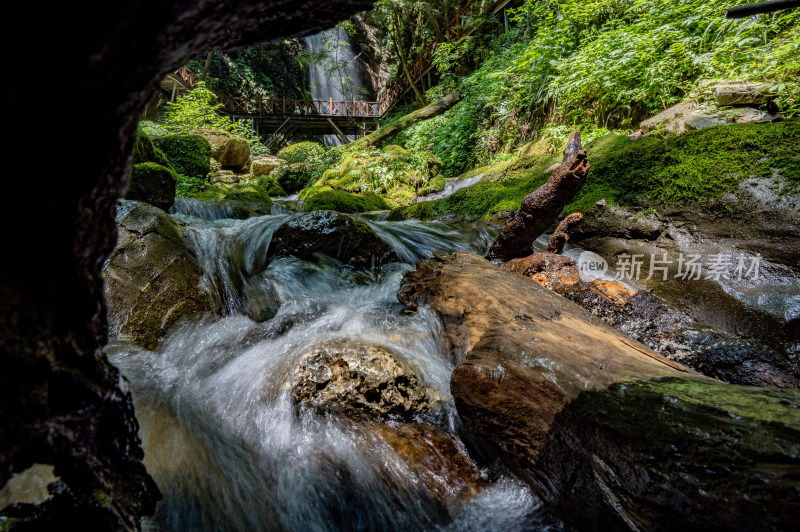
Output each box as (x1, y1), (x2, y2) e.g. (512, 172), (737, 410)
(126, 162), (177, 211)
(158, 135), (212, 178)
(255, 175), (287, 197)
(223, 185), (273, 209)
(381, 144), (409, 157)
(535, 377), (800, 531)
(418, 174), (447, 196)
(273, 161), (317, 193)
(266, 211), (397, 268)
(133, 131), (172, 168)
(302, 189), (390, 214)
(278, 141), (325, 164)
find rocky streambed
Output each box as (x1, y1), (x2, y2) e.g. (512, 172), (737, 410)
(95, 198), (800, 530)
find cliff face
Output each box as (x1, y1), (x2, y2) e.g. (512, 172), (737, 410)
(1, 0), (373, 528)
(352, 14), (392, 99)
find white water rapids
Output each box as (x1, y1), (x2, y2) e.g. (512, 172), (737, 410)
(107, 205), (562, 531)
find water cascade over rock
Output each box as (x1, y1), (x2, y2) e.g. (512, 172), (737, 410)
(304, 27), (368, 145)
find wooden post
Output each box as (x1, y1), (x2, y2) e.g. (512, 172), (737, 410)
(282, 97), (286, 115)
(329, 97), (333, 115)
(171, 81), (178, 102)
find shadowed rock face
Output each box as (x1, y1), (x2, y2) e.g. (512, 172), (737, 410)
(2, 0), (374, 528)
(267, 211), (398, 268)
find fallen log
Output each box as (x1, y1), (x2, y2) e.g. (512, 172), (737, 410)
(726, 0), (800, 19)
(398, 252), (800, 531)
(546, 212), (583, 253)
(487, 131), (589, 262)
(349, 91), (461, 149)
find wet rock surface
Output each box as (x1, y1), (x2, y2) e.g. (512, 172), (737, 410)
(172, 197), (268, 220)
(399, 252), (800, 531)
(370, 422), (484, 500)
(267, 211), (398, 268)
(104, 201), (211, 349)
(572, 195), (800, 352)
(291, 340), (433, 420)
(505, 251), (800, 388)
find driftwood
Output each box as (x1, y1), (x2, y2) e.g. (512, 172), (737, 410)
(487, 131), (589, 262)
(546, 212), (583, 253)
(726, 0), (800, 19)
(349, 91), (461, 149)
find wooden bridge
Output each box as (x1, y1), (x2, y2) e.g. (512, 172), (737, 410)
(169, 0), (520, 149)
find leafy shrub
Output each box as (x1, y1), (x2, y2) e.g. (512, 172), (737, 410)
(158, 135), (212, 178)
(160, 81), (268, 154)
(278, 141), (326, 164)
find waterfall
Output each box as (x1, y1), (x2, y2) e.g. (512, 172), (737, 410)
(304, 27), (367, 146)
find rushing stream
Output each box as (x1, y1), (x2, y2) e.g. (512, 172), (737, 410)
(107, 204), (561, 531)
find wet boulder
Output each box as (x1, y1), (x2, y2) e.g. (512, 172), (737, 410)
(370, 422), (484, 500)
(126, 162), (176, 211)
(104, 200), (211, 349)
(267, 211), (397, 268)
(189, 129), (250, 171)
(291, 340), (434, 420)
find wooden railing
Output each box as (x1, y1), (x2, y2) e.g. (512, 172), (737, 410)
(217, 94), (383, 118)
(173, 0), (517, 118)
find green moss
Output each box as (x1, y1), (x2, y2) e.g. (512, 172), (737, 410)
(418, 174), (447, 196)
(278, 141), (326, 164)
(302, 189), (390, 213)
(255, 175), (287, 197)
(224, 185), (273, 208)
(133, 131), (172, 169)
(132, 162), (177, 182)
(391, 121), (800, 221)
(568, 120), (800, 213)
(389, 155), (554, 221)
(158, 135), (212, 178)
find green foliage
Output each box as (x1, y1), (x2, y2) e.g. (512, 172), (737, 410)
(176, 174), (208, 197)
(133, 130), (172, 169)
(391, 121), (799, 221)
(161, 81), (268, 154)
(138, 120), (169, 138)
(389, 0), (799, 173)
(278, 141), (326, 164)
(301, 188), (390, 213)
(158, 135), (212, 178)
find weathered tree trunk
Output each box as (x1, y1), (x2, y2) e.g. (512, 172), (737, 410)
(201, 51), (213, 81)
(487, 130), (589, 262)
(393, 5), (427, 107)
(398, 253), (800, 532)
(546, 212), (583, 253)
(349, 91), (460, 149)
